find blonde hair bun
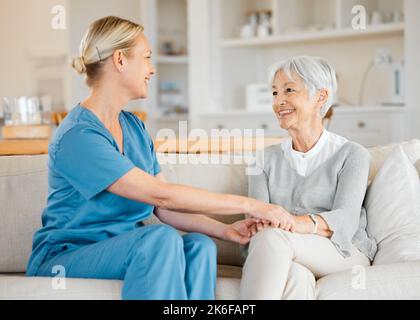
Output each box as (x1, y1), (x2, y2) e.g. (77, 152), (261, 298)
(73, 16), (144, 86)
(72, 56), (87, 74)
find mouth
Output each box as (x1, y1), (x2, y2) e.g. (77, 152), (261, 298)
(276, 109), (296, 118)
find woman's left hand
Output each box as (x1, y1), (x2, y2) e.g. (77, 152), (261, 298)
(222, 219), (258, 245)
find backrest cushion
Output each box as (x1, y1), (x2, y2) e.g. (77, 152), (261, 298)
(0, 156), (48, 272)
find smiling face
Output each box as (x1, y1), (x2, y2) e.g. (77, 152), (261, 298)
(119, 33), (155, 100)
(272, 70), (326, 132)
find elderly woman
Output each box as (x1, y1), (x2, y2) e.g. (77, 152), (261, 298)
(26, 16), (293, 300)
(239, 56), (378, 300)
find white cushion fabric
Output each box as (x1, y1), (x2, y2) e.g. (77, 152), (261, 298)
(316, 261), (420, 300)
(365, 145), (420, 265)
(0, 265), (242, 300)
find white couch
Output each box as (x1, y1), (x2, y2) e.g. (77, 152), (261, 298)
(1, 141), (420, 300)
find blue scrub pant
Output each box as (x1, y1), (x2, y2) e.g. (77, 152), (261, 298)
(35, 224), (217, 300)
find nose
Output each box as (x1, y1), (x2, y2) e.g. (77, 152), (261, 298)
(273, 93), (287, 108)
(149, 64), (156, 76)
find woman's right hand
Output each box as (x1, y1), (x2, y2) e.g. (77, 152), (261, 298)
(248, 202), (295, 231)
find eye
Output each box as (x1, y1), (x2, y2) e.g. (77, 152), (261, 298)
(272, 91), (278, 96)
(286, 88), (295, 93)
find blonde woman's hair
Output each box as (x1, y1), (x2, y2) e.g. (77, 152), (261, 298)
(71, 16), (144, 87)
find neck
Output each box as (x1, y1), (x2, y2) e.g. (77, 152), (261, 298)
(288, 121), (324, 153)
(80, 83), (130, 127)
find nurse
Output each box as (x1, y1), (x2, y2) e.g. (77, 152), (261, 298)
(26, 16), (294, 300)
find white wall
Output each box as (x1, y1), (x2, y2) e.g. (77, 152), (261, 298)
(404, 0), (420, 139)
(67, 0), (142, 111)
(0, 0), (68, 113)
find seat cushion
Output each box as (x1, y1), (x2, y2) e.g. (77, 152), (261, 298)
(316, 261), (420, 300)
(0, 265), (242, 300)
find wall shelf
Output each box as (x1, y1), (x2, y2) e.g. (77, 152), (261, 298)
(156, 55), (189, 64)
(221, 23), (404, 48)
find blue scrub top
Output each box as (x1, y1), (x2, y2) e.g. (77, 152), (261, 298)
(26, 104), (161, 276)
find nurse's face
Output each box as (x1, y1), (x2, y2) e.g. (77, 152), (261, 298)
(120, 33), (156, 100)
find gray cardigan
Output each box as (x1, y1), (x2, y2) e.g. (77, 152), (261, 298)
(248, 141), (378, 261)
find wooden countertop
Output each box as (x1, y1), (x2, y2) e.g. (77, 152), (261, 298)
(0, 137), (286, 156)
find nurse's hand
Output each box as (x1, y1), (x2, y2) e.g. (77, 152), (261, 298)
(221, 219), (258, 245)
(248, 202), (295, 231)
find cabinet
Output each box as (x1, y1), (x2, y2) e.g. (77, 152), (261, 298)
(200, 106), (405, 147)
(328, 106), (405, 146)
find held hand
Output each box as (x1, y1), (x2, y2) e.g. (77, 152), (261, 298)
(290, 215), (316, 234)
(249, 219), (271, 236)
(250, 202), (296, 231)
(221, 219), (257, 245)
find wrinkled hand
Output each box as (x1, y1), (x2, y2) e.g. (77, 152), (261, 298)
(249, 219), (271, 236)
(249, 203), (296, 231)
(222, 219), (258, 245)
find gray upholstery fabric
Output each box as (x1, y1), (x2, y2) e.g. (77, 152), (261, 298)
(0, 156), (48, 272)
(1, 143), (420, 272)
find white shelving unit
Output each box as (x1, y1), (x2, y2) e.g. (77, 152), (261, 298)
(141, 0), (189, 136)
(186, 0), (407, 146)
(156, 55), (189, 64)
(221, 22), (404, 48)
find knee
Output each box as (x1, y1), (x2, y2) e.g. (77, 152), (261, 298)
(250, 228), (291, 248)
(289, 263), (316, 285)
(136, 224), (183, 250)
(284, 263), (316, 300)
(184, 233), (217, 258)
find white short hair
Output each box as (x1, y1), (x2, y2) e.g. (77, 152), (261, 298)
(269, 56), (337, 118)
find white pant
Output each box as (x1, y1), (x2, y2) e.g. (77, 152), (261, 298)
(239, 228), (370, 300)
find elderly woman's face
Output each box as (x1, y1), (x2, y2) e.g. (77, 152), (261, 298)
(272, 71), (322, 131)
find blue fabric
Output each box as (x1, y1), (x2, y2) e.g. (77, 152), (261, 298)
(35, 224), (217, 300)
(26, 104), (161, 276)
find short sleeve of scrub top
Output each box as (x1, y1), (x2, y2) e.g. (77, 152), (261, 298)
(55, 125), (136, 200)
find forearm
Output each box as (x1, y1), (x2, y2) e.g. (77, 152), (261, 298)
(109, 168), (255, 216)
(294, 214), (333, 238)
(155, 208), (227, 239)
(159, 183), (253, 216)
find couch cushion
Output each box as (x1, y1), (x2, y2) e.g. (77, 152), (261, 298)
(1, 141), (420, 273)
(0, 155), (48, 272)
(367, 140), (420, 183)
(158, 160), (249, 267)
(0, 265), (242, 300)
(316, 261), (420, 300)
(365, 145), (420, 265)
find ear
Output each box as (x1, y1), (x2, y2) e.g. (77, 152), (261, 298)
(112, 50), (126, 72)
(317, 88), (329, 108)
